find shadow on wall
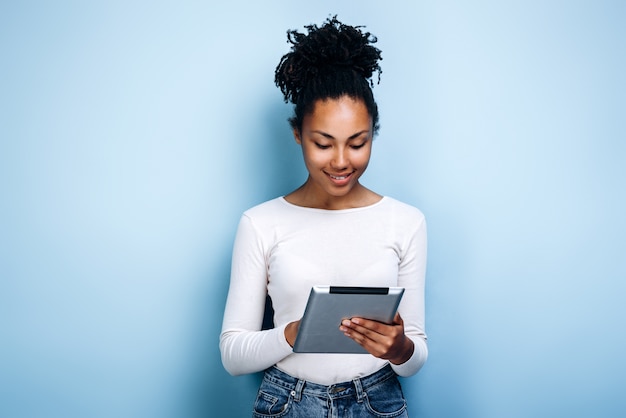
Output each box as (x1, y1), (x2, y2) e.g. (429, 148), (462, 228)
(188, 96), (305, 417)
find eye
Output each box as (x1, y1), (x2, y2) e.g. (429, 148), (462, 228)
(315, 143), (331, 150)
(350, 142), (366, 150)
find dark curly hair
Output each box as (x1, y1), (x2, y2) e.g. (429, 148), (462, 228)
(275, 16), (383, 134)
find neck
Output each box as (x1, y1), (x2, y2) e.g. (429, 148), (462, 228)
(286, 180), (381, 210)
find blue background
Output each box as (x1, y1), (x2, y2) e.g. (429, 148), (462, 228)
(1, 1), (625, 417)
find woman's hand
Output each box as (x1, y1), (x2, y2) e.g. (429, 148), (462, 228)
(339, 312), (414, 364)
(284, 320), (301, 348)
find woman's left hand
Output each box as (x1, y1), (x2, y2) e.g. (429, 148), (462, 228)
(339, 312), (414, 365)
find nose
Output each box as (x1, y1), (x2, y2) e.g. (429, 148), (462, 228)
(331, 148), (348, 170)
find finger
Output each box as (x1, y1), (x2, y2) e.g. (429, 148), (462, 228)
(341, 325), (382, 352)
(393, 312), (404, 326)
(340, 325), (393, 358)
(345, 317), (388, 335)
(339, 315), (409, 361)
(340, 318), (388, 343)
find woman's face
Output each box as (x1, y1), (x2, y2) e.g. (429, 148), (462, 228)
(294, 96), (373, 206)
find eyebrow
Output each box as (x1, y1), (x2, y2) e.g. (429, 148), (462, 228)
(311, 130), (370, 140)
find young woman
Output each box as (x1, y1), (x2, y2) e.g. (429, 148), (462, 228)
(220, 17), (428, 417)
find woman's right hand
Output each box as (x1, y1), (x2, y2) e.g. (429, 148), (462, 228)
(284, 320), (301, 347)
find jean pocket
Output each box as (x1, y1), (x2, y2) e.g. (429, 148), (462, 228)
(363, 376), (408, 417)
(252, 384), (292, 417)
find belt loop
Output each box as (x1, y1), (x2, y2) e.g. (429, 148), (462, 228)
(353, 377), (365, 402)
(292, 379), (305, 402)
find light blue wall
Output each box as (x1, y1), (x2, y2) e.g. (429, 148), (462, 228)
(1, 1), (624, 417)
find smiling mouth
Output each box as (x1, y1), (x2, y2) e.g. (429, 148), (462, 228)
(327, 171), (354, 181)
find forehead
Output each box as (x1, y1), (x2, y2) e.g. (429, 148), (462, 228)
(303, 97), (372, 133)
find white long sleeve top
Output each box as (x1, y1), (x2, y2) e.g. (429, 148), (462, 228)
(220, 196), (427, 385)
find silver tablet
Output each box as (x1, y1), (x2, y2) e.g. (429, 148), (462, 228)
(293, 285), (404, 354)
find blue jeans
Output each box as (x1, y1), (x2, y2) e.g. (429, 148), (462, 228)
(252, 364), (409, 418)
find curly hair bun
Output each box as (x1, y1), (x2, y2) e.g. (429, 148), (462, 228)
(275, 16), (382, 104)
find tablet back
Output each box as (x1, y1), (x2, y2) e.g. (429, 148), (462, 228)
(293, 286), (404, 354)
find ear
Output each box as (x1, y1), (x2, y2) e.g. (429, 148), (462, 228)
(293, 129), (302, 144)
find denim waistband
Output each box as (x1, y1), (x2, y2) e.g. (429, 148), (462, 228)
(262, 364), (397, 401)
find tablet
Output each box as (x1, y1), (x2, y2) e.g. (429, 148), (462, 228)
(293, 285), (404, 354)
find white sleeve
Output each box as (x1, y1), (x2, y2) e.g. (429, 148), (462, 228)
(219, 214), (293, 375)
(390, 214), (428, 377)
